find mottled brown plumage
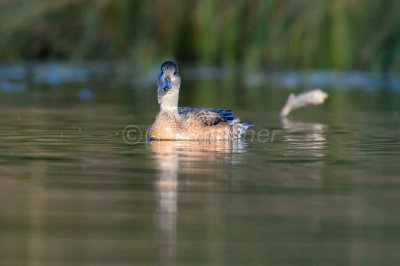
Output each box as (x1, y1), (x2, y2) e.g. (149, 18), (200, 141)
(147, 108), (232, 140)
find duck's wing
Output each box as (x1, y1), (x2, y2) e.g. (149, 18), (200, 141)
(178, 107), (235, 126)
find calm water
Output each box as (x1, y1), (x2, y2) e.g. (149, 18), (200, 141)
(1, 63), (400, 265)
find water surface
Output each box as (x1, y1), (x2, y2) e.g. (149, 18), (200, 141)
(1, 63), (400, 265)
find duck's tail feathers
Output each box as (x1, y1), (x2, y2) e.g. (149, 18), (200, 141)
(232, 119), (254, 139)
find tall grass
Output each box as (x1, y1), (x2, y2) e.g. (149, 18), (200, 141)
(1, 0), (400, 71)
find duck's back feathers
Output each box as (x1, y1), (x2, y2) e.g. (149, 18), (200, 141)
(177, 107), (254, 139)
(178, 107), (234, 126)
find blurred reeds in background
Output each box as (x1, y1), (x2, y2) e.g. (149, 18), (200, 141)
(1, 0), (400, 72)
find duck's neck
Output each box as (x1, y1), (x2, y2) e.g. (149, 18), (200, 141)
(159, 88), (179, 111)
(160, 105), (178, 113)
(159, 105), (180, 123)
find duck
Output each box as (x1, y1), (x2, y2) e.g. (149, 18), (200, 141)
(146, 61), (254, 140)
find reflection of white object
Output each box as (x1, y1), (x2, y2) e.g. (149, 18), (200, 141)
(280, 89), (328, 117)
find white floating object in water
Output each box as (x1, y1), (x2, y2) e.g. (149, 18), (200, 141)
(280, 89), (328, 117)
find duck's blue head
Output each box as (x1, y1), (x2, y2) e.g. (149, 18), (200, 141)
(158, 61), (179, 92)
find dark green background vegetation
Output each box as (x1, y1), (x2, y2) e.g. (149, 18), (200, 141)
(1, 0), (400, 71)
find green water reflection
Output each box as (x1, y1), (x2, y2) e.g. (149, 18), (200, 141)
(0, 72), (400, 265)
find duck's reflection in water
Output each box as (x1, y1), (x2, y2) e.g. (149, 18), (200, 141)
(147, 140), (247, 265)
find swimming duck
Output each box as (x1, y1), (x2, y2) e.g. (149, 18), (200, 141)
(147, 61), (254, 140)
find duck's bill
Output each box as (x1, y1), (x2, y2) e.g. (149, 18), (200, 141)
(162, 78), (172, 91)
